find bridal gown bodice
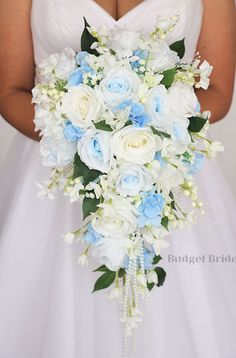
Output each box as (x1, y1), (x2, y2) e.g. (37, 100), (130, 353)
(1, 1), (236, 358)
(31, 0), (203, 65)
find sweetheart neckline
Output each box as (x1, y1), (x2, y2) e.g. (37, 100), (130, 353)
(89, 0), (151, 23)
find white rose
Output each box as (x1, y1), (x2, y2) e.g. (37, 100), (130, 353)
(109, 29), (140, 51)
(167, 114), (191, 154)
(40, 129), (76, 167)
(115, 163), (153, 197)
(61, 84), (101, 128)
(77, 129), (112, 173)
(167, 82), (200, 117)
(98, 67), (140, 107)
(92, 197), (136, 238)
(91, 237), (127, 271)
(112, 126), (161, 164)
(146, 85), (169, 129)
(148, 40), (179, 72)
(38, 48), (76, 82)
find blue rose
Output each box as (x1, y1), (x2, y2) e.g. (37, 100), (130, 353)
(63, 121), (84, 142)
(116, 100), (150, 127)
(137, 190), (165, 228)
(83, 224), (102, 245)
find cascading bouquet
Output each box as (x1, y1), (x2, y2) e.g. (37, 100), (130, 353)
(33, 16), (223, 342)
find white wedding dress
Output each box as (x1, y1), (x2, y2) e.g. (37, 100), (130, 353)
(0, 0), (236, 357)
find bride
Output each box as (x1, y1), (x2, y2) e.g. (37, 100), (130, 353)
(0, 0), (236, 357)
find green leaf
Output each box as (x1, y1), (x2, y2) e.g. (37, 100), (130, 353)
(82, 196), (100, 219)
(155, 267), (167, 287)
(153, 255), (162, 265)
(73, 153), (102, 186)
(93, 265), (108, 273)
(81, 17), (98, 55)
(151, 126), (171, 139)
(188, 116), (207, 133)
(118, 268), (126, 278)
(170, 39), (185, 59)
(94, 120), (113, 132)
(160, 68), (176, 89)
(147, 282), (155, 291)
(93, 270), (116, 293)
(161, 216), (169, 231)
(124, 120), (132, 127)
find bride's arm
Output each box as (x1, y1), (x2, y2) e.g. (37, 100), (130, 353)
(196, 0), (236, 123)
(0, 0), (39, 141)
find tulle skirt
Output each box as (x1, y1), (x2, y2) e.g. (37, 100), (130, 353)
(0, 133), (236, 358)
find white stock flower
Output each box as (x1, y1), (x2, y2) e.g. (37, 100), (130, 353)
(78, 253), (88, 266)
(98, 67), (140, 107)
(63, 232), (75, 245)
(39, 129), (77, 167)
(91, 237), (127, 271)
(61, 85), (101, 128)
(148, 40), (179, 71)
(92, 197), (136, 239)
(147, 270), (158, 284)
(167, 82), (200, 117)
(38, 48), (76, 82)
(115, 163), (153, 197)
(197, 60), (213, 90)
(109, 28), (140, 52)
(111, 126), (161, 164)
(77, 129), (112, 173)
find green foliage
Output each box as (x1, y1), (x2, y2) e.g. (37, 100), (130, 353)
(170, 39), (185, 59)
(161, 216), (169, 231)
(155, 267), (166, 287)
(94, 120), (113, 132)
(73, 153), (102, 186)
(151, 126), (171, 139)
(81, 17), (98, 55)
(82, 196), (100, 219)
(93, 270), (116, 292)
(152, 255), (162, 265)
(161, 68), (176, 89)
(188, 116), (208, 133)
(93, 265), (108, 273)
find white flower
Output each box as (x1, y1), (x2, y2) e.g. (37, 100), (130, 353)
(98, 67), (140, 107)
(152, 238), (170, 256)
(61, 85), (101, 128)
(206, 141), (224, 159)
(115, 163), (153, 197)
(91, 237), (127, 271)
(63, 232), (75, 245)
(77, 129), (112, 173)
(92, 197), (137, 239)
(111, 126), (161, 165)
(109, 28), (140, 52)
(78, 253), (88, 266)
(39, 129), (77, 167)
(196, 60), (213, 90)
(147, 270), (158, 284)
(107, 287), (123, 300)
(121, 306), (143, 336)
(146, 85), (169, 128)
(36, 181), (55, 200)
(38, 48), (76, 82)
(148, 40), (179, 72)
(168, 114), (191, 154)
(167, 82), (200, 117)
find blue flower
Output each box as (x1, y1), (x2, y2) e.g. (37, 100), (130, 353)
(116, 100), (150, 127)
(154, 151), (166, 168)
(131, 49), (148, 70)
(76, 51), (89, 66)
(83, 224), (102, 245)
(63, 121), (84, 142)
(188, 153), (205, 175)
(68, 65), (94, 87)
(137, 190), (165, 228)
(142, 248), (155, 270)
